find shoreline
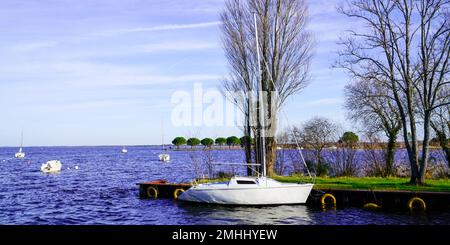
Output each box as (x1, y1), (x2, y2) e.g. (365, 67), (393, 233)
(0, 145), (445, 150)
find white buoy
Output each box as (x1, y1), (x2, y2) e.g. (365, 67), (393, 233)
(75, 166), (79, 170)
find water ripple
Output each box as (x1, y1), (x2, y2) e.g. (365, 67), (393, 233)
(0, 146), (449, 225)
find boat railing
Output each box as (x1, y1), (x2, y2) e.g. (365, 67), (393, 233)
(211, 162), (263, 177)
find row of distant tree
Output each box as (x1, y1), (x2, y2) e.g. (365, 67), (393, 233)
(171, 136), (254, 149)
(171, 132), (360, 150)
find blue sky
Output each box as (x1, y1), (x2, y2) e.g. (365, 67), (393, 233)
(0, 0), (352, 146)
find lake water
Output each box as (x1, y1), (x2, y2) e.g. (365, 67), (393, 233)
(0, 146), (449, 225)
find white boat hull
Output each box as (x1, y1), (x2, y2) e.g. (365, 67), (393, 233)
(15, 152), (25, 158)
(15, 147), (25, 158)
(158, 154), (170, 162)
(178, 177), (313, 205)
(41, 160), (62, 173)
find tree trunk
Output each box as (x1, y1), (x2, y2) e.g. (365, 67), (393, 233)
(316, 150), (321, 166)
(385, 132), (397, 176)
(392, 82), (419, 184)
(265, 136), (276, 176)
(419, 114), (432, 184)
(398, 110), (416, 183)
(407, 108), (420, 184)
(403, 9), (420, 185)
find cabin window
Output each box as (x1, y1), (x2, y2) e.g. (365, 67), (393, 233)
(236, 180), (256, 184)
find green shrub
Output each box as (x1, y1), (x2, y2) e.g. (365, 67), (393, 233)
(215, 137), (227, 146)
(187, 138), (201, 148)
(201, 138), (214, 148)
(172, 137), (187, 149)
(226, 136), (240, 148)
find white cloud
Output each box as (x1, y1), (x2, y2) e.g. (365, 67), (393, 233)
(304, 97), (343, 106)
(11, 41), (59, 52)
(138, 41), (219, 53)
(91, 21), (222, 41)
(46, 61), (220, 86)
(119, 21), (222, 33)
(0, 59), (223, 89)
(5, 21), (221, 55)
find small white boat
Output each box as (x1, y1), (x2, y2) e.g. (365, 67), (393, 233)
(40, 160), (62, 173)
(121, 147), (128, 153)
(15, 131), (26, 158)
(158, 153), (170, 162)
(15, 147), (25, 158)
(158, 121), (170, 162)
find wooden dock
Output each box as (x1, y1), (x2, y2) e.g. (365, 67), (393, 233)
(137, 180), (450, 210)
(137, 180), (192, 199)
(308, 188), (450, 210)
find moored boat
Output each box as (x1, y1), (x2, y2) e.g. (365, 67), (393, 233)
(178, 13), (313, 205)
(41, 160), (62, 173)
(15, 131), (26, 158)
(179, 176), (313, 205)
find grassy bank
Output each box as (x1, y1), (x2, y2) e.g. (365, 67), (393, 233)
(273, 175), (450, 192)
(196, 175), (450, 192)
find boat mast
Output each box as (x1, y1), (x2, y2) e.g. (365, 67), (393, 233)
(20, 130), (23, 152)
(254, 12), (267, 177)
(161, 120), (165, 152)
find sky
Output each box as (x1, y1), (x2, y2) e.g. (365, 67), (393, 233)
(0, 0), (353, 146)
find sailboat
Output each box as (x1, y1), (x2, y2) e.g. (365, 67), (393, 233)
(15, 131), (25, 158)
(158, 122), (170, 162)
(178, 14), (313, 205)
(121, 146), (128, 153)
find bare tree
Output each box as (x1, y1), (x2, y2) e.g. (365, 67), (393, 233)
(294, 117), (339, 175)
(221, 0), (256, 175)
(344, 78), (402, 176)
(362, 133), (390, 177)
(328, 131), (360, 176)
(220, 0), (314, 176)
(415, 0), (450, 183)
(337, 0), (450, 184)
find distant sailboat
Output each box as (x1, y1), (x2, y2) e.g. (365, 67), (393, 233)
(121, 146), (128, 153)
(15, 131), (25, 158)
(158, 122), (170, 162)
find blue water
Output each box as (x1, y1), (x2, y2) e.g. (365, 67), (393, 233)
(0, 146), (449, 225)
